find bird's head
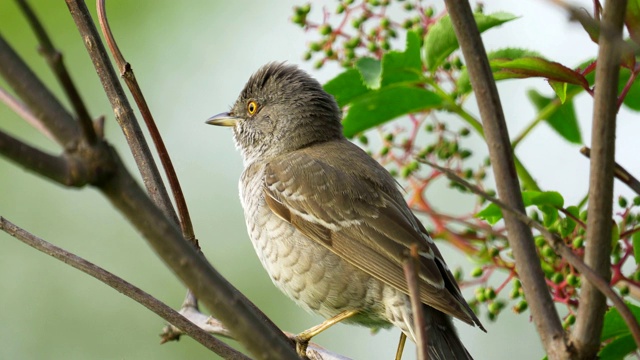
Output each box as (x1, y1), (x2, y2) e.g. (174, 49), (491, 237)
(207, 63), (343, 164)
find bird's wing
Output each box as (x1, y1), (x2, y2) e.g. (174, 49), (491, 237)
(263, 144), (482, 328)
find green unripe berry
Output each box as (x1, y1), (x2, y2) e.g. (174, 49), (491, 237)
(551, 273), (564, 284)
(471, 267), (484, 278)
(619, 196), (628, 208)
(514, 300), (528, 313)
(319, 24), (332, 35)
(572, 236), (584, 249)
(484, 287), (496, 300)
(566, 274), (580, 287)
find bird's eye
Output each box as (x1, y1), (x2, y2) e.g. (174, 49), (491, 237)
(247, 100), (259, 115)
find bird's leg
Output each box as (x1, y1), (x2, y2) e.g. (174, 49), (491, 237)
(295, 309), (359, 357)
(394, 333), (407, 360)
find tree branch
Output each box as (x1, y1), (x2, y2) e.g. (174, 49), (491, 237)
(403, 245), (427, 360)
(442, 1), (568, 358)
(423, 160), (640, 351)
(96, 0), (195, 244)
(96, 152), (300, 359)
(0, 130), (89, 186)
(64, 0), (178, 225)
(0, 35), (79, 148)
(572, 1), (627, 358)
(580, 146), (640, 196)
(0, 86), (55, 141)
(16, 0), (97, 145)
(0, 216), (251, 360)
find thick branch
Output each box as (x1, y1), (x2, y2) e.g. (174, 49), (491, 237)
(0, 130), (88, 186)
(63, 0), (177, 225)
(0, 216), (250, 360)
(97, 153), (300, 360)
(442, 1), (568, 358)
(0, 35), (79, 148)
(572, 1), (627, 358)
(425, 161), (640, 350)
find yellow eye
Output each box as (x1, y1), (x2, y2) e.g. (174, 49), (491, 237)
(247, 100), (259, 115)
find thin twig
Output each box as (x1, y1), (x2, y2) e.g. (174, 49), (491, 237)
(423, 160), (640, 350)
(403, 244), (428, 360)
(581, 146), (640, 196)
(0, 216), (250, 360)
(16, 0), (97, 144)
(64, 0), (178, 225)
(0, 86), (55, 141)
(442, 1), (568, 357)
(163, 305), (352, 360)
(0, 35), (79, 148)
(573, 2), (628, 357)
(0, 130), (88, 186)
(96, 0), (195, 243)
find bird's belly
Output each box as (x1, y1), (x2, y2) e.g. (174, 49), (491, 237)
(247, 205), (393, 328)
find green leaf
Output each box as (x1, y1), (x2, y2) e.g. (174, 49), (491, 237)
(633, 231), (640, 264)
(342, 85), (442, 137)
(562, 205), (579, 235)
(424, 12), (518, 71)
(356, 57), (382, 89)
(457, 48), (544, 95)
(381, 30), (422, 86)
(527, 89), (582, 144)
(539, 204), (558, 227)
(323, 68), (369, 107)
(620, 68), (640, 112)
(491, 57), (589, 88)
(599, 334), (636, 360)
(601, 302), (640, 340)
(600, 303), (640, 359)
(549, 80), (567, 103)
(476, 191), (564, 225)
(626, 0), (640, 45)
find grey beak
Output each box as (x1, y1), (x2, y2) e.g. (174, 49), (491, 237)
(206, 112), (240, 127)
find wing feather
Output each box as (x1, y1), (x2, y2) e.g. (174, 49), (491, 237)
(263, 141), (482, 328)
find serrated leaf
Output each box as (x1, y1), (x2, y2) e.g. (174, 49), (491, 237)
(527, 89), (582, 144)
(356, 57), (382, 89)
(476, 191), (564, 225)
(342, 85), (443, 137)
(323, 68), (369, 107)
(457, 48), (545, 95)
(425, 12), (518, 71)
(381, 30), (422, 86)
(492, 57), (589, 88)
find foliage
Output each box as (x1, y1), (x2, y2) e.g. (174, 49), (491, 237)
(293, 0), (640, 358)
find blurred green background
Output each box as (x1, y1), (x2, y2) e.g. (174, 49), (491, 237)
(1, 1), (638, 359)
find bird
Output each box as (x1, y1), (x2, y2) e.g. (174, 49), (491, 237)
(207, 62), (484, 359)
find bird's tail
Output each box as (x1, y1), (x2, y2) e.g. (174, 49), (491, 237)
(421, 305), (474, 360)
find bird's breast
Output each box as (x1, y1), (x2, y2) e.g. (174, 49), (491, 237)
(238, 164), (391, 325)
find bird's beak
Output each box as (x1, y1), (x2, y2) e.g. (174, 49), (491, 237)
(206, 112), (240, 127)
